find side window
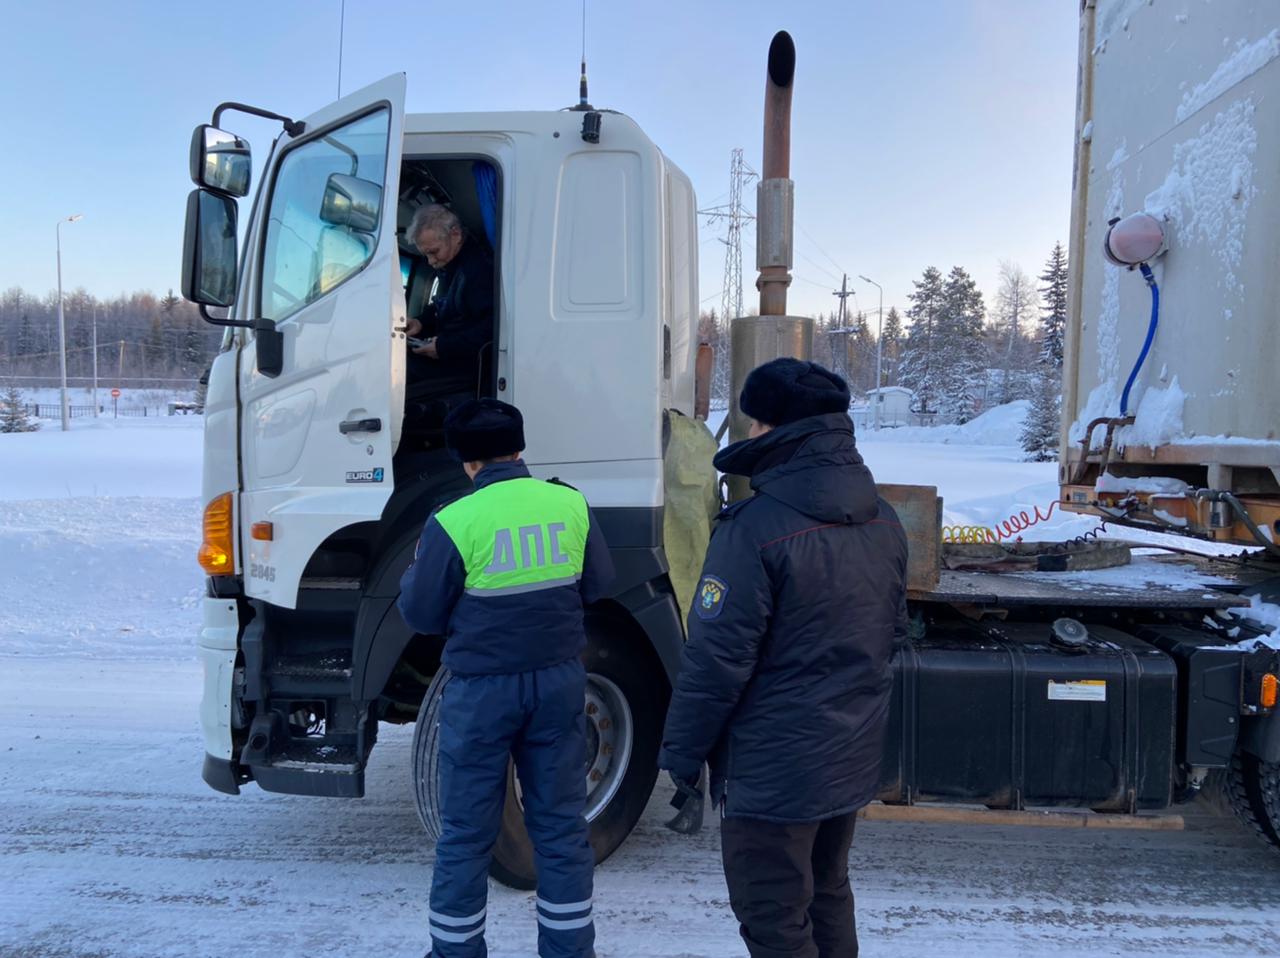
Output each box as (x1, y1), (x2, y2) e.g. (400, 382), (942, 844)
(260, 109), (390, 322)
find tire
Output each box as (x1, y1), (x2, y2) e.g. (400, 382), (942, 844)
(1225, 750), (1280, 851)
(411, 614), (670, 890)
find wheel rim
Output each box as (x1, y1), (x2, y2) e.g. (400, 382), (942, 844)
(583, 673), (633, 822)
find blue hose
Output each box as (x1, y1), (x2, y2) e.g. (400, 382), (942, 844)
(1119, 263), (1159, 417)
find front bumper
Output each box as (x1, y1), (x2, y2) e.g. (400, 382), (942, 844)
(199, 595), (242, 790)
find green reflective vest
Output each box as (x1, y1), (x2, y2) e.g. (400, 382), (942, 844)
(434, 478), (590, 597)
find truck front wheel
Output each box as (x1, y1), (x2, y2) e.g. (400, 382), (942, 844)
(1225, 750), (1280, 851)
(411, 615), (670, 889)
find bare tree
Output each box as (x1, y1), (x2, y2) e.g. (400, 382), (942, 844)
(992, 260), (1039, 405)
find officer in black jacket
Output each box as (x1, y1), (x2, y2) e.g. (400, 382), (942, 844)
(659, 358), (909, 958)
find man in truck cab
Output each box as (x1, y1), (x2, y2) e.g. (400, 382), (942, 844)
(403, 204), (495, 415)
(398, 398), (614, 958)
(659, 358), (909, 958)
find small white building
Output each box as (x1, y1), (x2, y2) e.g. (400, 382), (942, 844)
(851, 386), (917, 429)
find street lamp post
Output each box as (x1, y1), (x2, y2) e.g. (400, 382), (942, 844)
(859, 274), (884, 430)
(92, 303), (99, 417)
(56, 214), (84, 432)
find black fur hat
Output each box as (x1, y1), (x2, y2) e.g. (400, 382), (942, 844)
(444, 399), (526, 462)
(739, 358), (851, 427)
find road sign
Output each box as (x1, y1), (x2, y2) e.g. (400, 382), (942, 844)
(110, 388), (121, 398)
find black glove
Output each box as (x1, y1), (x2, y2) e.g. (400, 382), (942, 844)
(667, 770), (700, 808)
(664, 768), (705, 835)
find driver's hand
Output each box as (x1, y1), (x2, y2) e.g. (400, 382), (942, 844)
(405, 317), (423, 338)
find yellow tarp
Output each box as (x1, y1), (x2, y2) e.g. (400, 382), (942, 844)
(662, 412), (722, 622)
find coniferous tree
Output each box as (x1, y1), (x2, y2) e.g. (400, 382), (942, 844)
(1020, 369), (1060, 461)
(1038, 242), (1068, 368)
(880, 307), (903, 386)
(900, 266), (945, 417)
(0, 383), (38, 432)
(936, 266), (987, 423)
(16, 314), (35, 356)
(1021, 242), (1069, 460)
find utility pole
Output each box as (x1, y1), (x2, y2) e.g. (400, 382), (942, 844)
(830, 273), (856, 379)
(91, 303), (99, 416)
(699, 148), (757, 409)
(55, 214), (83, 431)
(859, 275), (884, 429)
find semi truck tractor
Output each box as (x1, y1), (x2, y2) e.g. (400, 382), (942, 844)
(186, 5), (1280, 889)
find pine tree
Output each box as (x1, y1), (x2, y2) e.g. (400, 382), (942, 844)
(880, 307), (903, 386)
(936, 266), (987, 424)
(1021, 242), (1069, 460)
(160, 289), (181, 314)
(901, 267), (945, 417)
(1038, 242), (1068, 369)
(16, 314), (35, 356)
(1020, 367), (1060, 461)
(182, 325), (205, 373)
(0, 383), (38, 433)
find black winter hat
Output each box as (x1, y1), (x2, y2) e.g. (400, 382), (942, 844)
(739, 358), (851, 427)
(444, 399), (526, 462)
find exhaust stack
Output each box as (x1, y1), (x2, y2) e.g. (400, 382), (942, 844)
(758, 31), (795, 316)
(727, 31), (814, 485)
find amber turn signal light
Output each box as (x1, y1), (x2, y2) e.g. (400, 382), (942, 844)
(198, 492), (235, 575)
(251, 521), (274, 541)
(1262, 673), (1278, 710)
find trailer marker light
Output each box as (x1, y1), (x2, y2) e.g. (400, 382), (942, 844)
(1262, 674), (1278, 710)
(198, 492), (234, 574)
(251, 521), (274, 541)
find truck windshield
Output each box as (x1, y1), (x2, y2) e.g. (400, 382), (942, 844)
(259, 109), (390, 322)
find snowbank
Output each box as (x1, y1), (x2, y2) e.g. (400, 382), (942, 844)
(0, 418), (202, 500)
(857, 400), (1030, 446)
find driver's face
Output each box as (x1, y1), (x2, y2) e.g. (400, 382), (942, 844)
(416, 227), (462, 269)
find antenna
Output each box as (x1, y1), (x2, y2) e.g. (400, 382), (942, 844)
(337, 0), (346, 99)
(578, 0), (592, 110)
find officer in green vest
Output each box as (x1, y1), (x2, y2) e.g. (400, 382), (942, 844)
(399, 399), (614, 958)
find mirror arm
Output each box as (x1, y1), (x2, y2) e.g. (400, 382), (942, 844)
(212, 102), (305, 137)
(195, 304), (281, 336)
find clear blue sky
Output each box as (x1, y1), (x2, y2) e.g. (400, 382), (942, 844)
(2, 0), (1078, 322)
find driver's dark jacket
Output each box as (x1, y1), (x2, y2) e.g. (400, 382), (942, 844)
(413, 238), (494, 392)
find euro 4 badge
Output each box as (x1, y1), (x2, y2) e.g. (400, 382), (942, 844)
(696, 575), (729, 620)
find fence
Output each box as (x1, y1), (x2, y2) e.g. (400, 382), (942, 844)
(23, 403), (197, 420)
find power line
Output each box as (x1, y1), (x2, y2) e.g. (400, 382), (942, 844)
(698, 148), (757, 401)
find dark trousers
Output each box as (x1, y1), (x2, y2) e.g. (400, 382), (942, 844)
(430, 661), (594, 958)
(720, 812), (859, 958)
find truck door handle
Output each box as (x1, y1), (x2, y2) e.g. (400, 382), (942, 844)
(339, 418), (382, 435)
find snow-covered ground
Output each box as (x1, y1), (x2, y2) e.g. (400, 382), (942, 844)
(4, 412), (1280, 956)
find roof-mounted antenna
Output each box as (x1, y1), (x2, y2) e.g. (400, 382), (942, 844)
(571, 0), (601, 142)
(573, 0), (593, 111)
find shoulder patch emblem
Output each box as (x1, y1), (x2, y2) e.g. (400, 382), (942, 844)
(696, 575), (730, 621)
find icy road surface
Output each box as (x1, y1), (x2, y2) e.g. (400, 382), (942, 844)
(5, 416), (1280, 956)
(4, 659), (1280, 957)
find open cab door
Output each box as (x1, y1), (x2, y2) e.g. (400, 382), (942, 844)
(239, 75), (407, 608)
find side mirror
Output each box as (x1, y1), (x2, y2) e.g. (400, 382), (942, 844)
(320, 173), (382, 233)
(190, 125), (252, 198)
(182, 189), (238, 308)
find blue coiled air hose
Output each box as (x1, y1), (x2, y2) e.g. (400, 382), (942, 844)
(1119, 262), (1159, 417)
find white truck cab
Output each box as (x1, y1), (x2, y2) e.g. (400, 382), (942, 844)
(186, 75), (711, 886)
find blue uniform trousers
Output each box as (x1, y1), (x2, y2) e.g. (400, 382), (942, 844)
(429, 659), (594, 958)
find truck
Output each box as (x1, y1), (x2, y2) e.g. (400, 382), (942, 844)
(186, 3), (1280, 890)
